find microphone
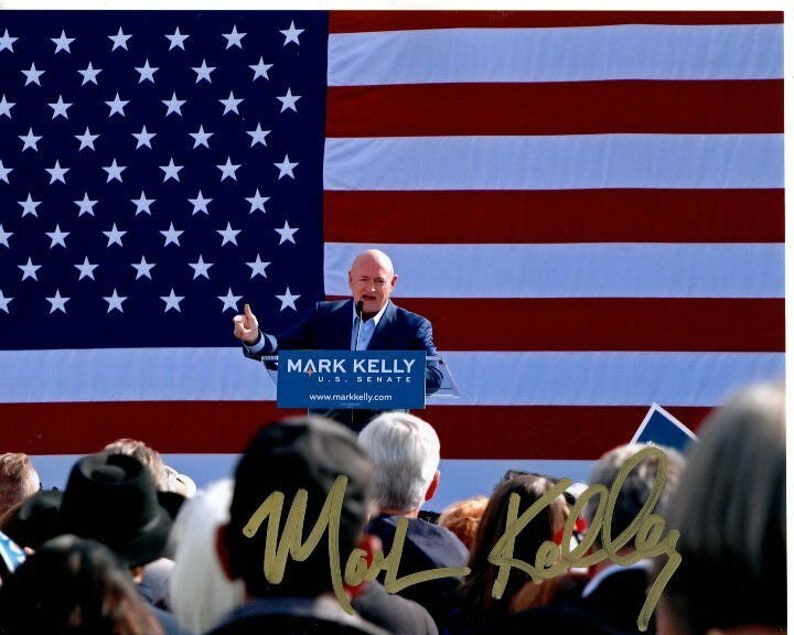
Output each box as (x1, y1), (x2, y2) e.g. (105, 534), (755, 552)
(354, 300), (364, 350)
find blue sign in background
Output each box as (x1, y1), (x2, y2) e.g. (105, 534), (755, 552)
(631, 404), (697, 453)
(277, 350), (426, 409)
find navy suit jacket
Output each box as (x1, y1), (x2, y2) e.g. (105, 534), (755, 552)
(244, 299), (443, 393)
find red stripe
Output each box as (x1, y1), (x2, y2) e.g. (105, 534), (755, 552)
(430, 405), (711, 459)
(2, 402), (304, 456)
(0, 402), (710, 459)
(329, 11), (782, 33)
(321, 298), (784, 353)
(327, 81), (782, 137)
(324, 190), (784, 244)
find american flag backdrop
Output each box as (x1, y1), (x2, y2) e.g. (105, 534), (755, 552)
(0, 11), (784, 495)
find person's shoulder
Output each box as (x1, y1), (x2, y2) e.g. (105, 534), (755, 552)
(353, 580), (439, 635)
(413, 515), (454, 536)
(317, 299), (351, 312)
(414, 517), (470, 557)
(309, 299), (351, 318)
(147, 603), (191, 635)
(366, 513), (397, 533)
(490, 602), (628, 635)
(371, 513), (449, 537)
(390, 302), (432, 327)
(405, 515), (462, 542)
(207, 598), (389, 635)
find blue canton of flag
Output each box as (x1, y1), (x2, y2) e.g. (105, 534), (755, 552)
(0, 11), (328, 350)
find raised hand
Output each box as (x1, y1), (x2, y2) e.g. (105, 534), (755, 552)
(232, 303), (260, 345)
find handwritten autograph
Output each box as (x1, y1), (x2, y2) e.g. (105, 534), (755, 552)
(241, 445), (679, 632)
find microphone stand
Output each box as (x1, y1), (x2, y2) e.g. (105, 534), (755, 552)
(349, 300), (366, 428)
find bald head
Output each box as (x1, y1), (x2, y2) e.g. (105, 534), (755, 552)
(348, 249), (398, 319)
(351, 249), (394, 275)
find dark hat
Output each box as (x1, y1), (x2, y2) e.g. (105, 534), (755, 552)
(3, 489), (63, 550)
(58, 452), (172, 567)
(226, 416), (374, 596)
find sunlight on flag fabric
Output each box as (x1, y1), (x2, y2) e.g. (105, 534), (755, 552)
(0, 11), (784, 471)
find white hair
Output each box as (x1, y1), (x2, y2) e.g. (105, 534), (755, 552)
(169, 479), (245, 634)
(358, 412), (440, 512)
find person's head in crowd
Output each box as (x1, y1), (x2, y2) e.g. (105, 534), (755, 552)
(104, 438), (169, 490)
(0, 453), (40, 518)
(170, 480), (244, 634)
(358, 411), (440, 516)
(348, 249), (398, 319)
(438, 496), (488, 551)
(1, 488), (62, 550)
(58, 452), (173, 570)
(657, 382), (785, 635)
(583, 443), (685, 554)
(458, 474), (569, 616)
(103, 438), (192, 521)
(218, 416), (374, 599)
(0, 534), (163, 634)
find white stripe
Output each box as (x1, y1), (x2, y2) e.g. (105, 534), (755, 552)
(328, 24), (783, 85)
(1, 349), (783, 407)
(431, 351), (784, 407)
(323, 134), (783, 191)
(31, 454), (594, 513)
(324, 243), (784, 299)
(0, 348), (275, 403)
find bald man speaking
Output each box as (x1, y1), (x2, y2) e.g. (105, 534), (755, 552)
(233, 249), (443, 431)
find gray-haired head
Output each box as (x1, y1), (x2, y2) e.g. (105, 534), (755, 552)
(358, 412), (440, 513)
(660, 382), (786, 634)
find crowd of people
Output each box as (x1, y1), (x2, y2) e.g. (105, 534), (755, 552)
(0, 381), (785, 635)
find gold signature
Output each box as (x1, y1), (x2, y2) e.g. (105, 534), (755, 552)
(241, 445), (679, 631)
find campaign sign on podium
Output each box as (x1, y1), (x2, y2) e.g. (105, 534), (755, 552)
(276, 350), (426, 409)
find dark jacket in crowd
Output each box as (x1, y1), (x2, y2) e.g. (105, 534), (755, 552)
(366, 514), (469, 626)
(353, 580), (439, 635)
(207, 596), (388, 635)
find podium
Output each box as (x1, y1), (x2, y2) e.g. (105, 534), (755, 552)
(260, 350), (459, 431)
